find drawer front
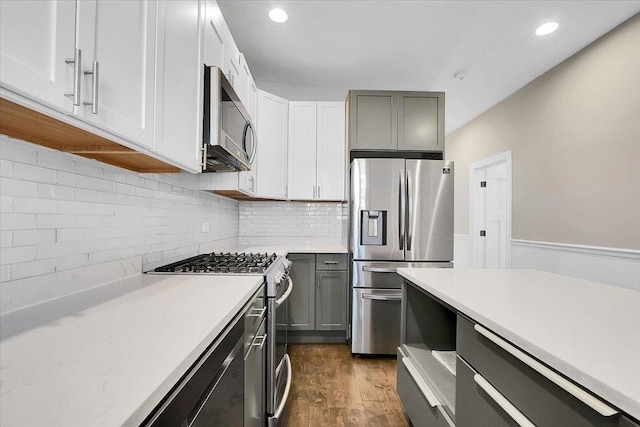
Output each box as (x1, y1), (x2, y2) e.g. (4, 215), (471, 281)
(457, 315), (619, 427)
(396, 349), (453, 427)
(456, 356), (521, 427)
(316, 253), (347, 270)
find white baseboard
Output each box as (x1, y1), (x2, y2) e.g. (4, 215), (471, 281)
(453, 234), (471, 268)
(511, 239), (640, 291)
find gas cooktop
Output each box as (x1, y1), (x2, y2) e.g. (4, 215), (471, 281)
(152, 252), (279, 274)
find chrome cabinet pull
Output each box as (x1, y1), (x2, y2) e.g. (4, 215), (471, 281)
(317, 185), (321, 198)
(246, 307), (266, 319)
(323, 261), (339, 265)
(474, 324), (618, 417)
(251, 333), (268, 349)
(83, 60), (99, 114)
(64, 48), (82, 106)
(474, 374), (536, 427)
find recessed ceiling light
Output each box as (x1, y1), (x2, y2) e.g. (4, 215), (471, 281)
(269, 8), (288, 23)
(535, 22), (559, 36)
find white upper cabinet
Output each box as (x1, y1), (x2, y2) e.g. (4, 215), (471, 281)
(74, 0), (157, 149)
(204, 0), (225, 69)
(316, 103), (346, 201)
(239, 54), (258, 123)
(256, 90), (288, 199)
(153, 0), (204, 173)
(288, 102), (318, 200)
(0, 1), (77, 113)
(288, 102), (346, 201)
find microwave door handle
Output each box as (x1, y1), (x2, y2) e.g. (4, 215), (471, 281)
(243, 122), (257, 164)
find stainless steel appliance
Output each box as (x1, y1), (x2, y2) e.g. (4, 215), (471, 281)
(350, 158), (454, 355)
(149, 252), (293, 426)
(203, 66), (256, 172)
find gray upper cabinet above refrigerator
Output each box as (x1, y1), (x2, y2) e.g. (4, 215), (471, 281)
(347, 90), (444, 152)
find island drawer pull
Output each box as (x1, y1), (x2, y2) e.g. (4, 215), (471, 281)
(474, 324), (618, 417)
(401, 357), (455, 427)
(474, 373), (536, 427)
(402, 357), (440, 407)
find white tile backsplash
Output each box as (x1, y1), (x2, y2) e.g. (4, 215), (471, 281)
(239, 201), (347, 244)
(0, 136), (239, 282)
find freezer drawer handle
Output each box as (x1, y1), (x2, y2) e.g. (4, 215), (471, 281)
(474, 324), (618, 417)
(362, 266), (397, 273)
(362, 293), (401, 301)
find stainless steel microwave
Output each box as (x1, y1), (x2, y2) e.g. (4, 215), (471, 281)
(202, 66), (256, 172)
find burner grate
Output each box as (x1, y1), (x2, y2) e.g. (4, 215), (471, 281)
(154, 252), (278, 274)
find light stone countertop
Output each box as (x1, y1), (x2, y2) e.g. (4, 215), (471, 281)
(397, 268), (640, 419)
(0, 273), (263, 427)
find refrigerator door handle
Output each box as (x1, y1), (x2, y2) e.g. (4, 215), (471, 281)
(399, 169), (405, 250)
(406, 172), (412, 251)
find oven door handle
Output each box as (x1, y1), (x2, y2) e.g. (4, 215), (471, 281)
(275, 276), (293, 308)
(272, 354), (292, 423)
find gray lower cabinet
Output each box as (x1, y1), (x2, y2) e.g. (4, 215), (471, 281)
(288, 254), (316, 331)
(288, 253), (348, 340)
(315, 270), (348, 330)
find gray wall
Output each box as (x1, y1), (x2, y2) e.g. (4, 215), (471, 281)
(446, 14), (640, 250)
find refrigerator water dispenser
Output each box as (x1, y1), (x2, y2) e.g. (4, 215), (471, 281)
(360, 210), (387, 245)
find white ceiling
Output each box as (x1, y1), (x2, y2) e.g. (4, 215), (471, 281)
(218, 1), (640, 134)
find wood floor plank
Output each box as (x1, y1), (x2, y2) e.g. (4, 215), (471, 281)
(287, 344), (409, 426)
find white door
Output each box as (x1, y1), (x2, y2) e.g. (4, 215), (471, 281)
(74, 0), (156, 148)
(256, 91), (288, 199)
(288, 102), (317, 200)
(0, 0), (76, 113)
(471, 152), (511, 269)
(479, 163), (508, 268)
(153, 0), (204, 172)
(316, 102), (346, 201)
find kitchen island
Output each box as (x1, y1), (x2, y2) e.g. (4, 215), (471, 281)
(396, 268), (640, 426)
(0, 272), (263, 426)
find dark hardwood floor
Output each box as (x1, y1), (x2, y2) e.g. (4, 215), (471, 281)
(287, 344), (410, 427)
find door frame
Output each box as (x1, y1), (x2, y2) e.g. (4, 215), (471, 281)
(469, 151), (512, 268)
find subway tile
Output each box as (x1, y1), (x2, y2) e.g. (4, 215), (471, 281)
(36, 214), (74, 229)
(11, 259), (57, 280)
(13, 197), (57, 214)
(0, 177), (37, 197)
(37, 183), (74, 200)
(1, 246), (36, 264)
(1, 213), (36, 230)
(13, 163), (58, 183)
(13, 229), (56, 246)
(0, 137), (38, 164)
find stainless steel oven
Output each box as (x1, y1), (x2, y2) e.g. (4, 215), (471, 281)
(266, 269), (293, 426)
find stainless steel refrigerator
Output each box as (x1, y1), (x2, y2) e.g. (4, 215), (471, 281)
(350, 158), (454, 354)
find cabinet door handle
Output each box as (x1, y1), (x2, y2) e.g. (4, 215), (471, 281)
(64, 48), (82, 106)
(474, 324), (618, 417)
(83, 60), (99, 114)
(474, 373), (536, 427)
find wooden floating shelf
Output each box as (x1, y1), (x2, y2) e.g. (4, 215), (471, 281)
(0, 97), (180, 173)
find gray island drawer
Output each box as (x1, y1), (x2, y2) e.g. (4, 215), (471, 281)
(457, 315), (622, 427)
(315, 253), (347, 271)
